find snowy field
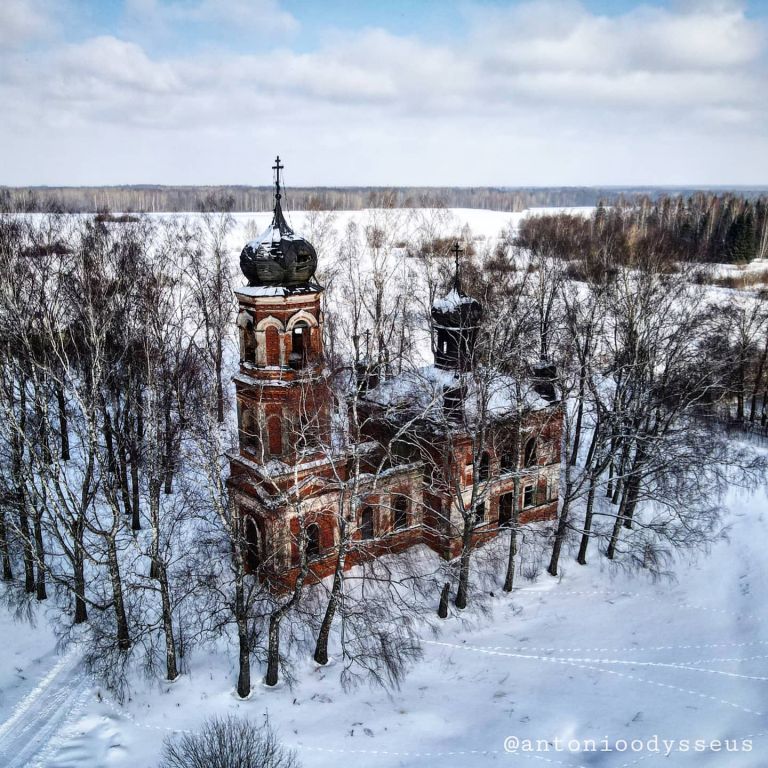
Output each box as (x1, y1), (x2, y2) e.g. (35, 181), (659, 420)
(2, 206), (768, 768)
(1, 479), (767, 768)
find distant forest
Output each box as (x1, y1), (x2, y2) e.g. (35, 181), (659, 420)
(1, 184), (767, 214)
(517, 193), (768, 264)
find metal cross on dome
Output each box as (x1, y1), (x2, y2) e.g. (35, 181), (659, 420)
(272, 155), (284, 200)
(452, 241), (463, 290)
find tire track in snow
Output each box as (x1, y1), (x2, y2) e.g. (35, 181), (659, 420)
(0, 648), (91, 768)
(423, 640), (765, 717)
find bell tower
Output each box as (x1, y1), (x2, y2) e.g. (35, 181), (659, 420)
(431, 242), (483, 372)
(232, 157), (330, 466)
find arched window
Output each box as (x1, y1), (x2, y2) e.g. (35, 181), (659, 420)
(499, 493), (514, 528)
(265, 326), (280, 367)
(392, 495), (408, 530)
(240, 407), (258, 452)
(501, 450), (516, 471)
(479, 452), (491, 480)
(244, 516), (260, 572)
(267, 415), (282, 457)
(242, 329), (256, 362)
(360, 506), (374, 540)
(523, 437), (538, 467)
(291, 321), (309, 367)
(306, 523), (321, 560)
(523, 485), (535, 508)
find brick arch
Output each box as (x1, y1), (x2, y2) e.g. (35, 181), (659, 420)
(286, 310), (318, 331)
(255, 315), (286, 332)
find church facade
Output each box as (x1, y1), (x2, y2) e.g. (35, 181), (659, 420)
(227, 159), (562, 587)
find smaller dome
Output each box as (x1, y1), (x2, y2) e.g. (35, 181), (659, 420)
(431, 286), (482, 330)
(240, 200), (318, 287)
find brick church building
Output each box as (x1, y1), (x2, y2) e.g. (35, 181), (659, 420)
(227, 159), (562, 587)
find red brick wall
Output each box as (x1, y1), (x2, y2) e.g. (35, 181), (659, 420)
(265, 326), (280, 366)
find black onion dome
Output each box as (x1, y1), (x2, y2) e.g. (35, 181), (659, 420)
(240, 199), (318, 287)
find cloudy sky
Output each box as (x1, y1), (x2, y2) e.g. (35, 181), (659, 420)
(1, 0), (766, 186)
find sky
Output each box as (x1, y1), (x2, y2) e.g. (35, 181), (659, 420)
(1, 0), (767, 187)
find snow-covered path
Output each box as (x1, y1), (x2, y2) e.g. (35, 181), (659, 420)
(0, 647), (92, 768)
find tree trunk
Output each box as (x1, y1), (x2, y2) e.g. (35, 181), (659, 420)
(265, 614), (281, 687)
(57, 383), (70, 461)
(33, 500), (47, 601)
(437, 582), (450, 618)
(163, 396), (175, 495)
(502, 512), (519, 592)
(235, 576), (251, 698)
(11, 389), (34, 593)
(606, 436), (615, 499)
(547, 489), (571, 577)
(107, 539), (131, 650)
(18, 495), (35, 594)
(127, 388), (141, 531)
(158, 561), (178, 681)
(314, 533), (347, 665)
(576, 473), (597, 565)
(0, 509), (12, 581)
(455, 517), (474, 609)
(215, 338), (224, 424)
(570, 338), (589, 466)
(118, 437), (132, 521)
(73, 520), (88, 624)
(607, 476), (631, 560)
(265, 535), (310, 686)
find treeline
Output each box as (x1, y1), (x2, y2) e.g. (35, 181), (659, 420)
(517, 193), (768, 264)
(2, 184), (766, 214)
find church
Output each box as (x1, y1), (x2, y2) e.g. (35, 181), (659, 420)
(227, 159), (563, 587)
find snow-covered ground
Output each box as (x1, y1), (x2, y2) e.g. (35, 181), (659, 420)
(3, 205), (767, 768)
(2, 478), (767, 768)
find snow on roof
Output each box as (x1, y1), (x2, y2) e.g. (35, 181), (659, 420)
(362, 365), (555, 422)
(244, 219), (308, 254)
(432, 288), (477, 312)
(235, 283), (320, 298)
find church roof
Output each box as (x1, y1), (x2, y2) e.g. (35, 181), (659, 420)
(360, 365), (555, 424)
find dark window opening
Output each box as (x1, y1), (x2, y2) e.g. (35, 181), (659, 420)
(297, 250), (310, 264)
(240, 408), (260, 453)
(306, 523), (321, 560)
(475, 500), (486, 524)
(523, 485), (535, 508)
(479, 452), (491, 480)
(360, 506), (375, 540)
(393, 495), (408, 530)
(291, 322), (308, 365)
(501, 450), (516, 471)
(499, 493), (514, 527)
(524, 437), (538, 467)
(243, 329), (256, 362)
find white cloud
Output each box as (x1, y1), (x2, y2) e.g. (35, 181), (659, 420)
(123, 0), (297, 39)
(0, 0), (766, 185)
(0, 0), (53, 47)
